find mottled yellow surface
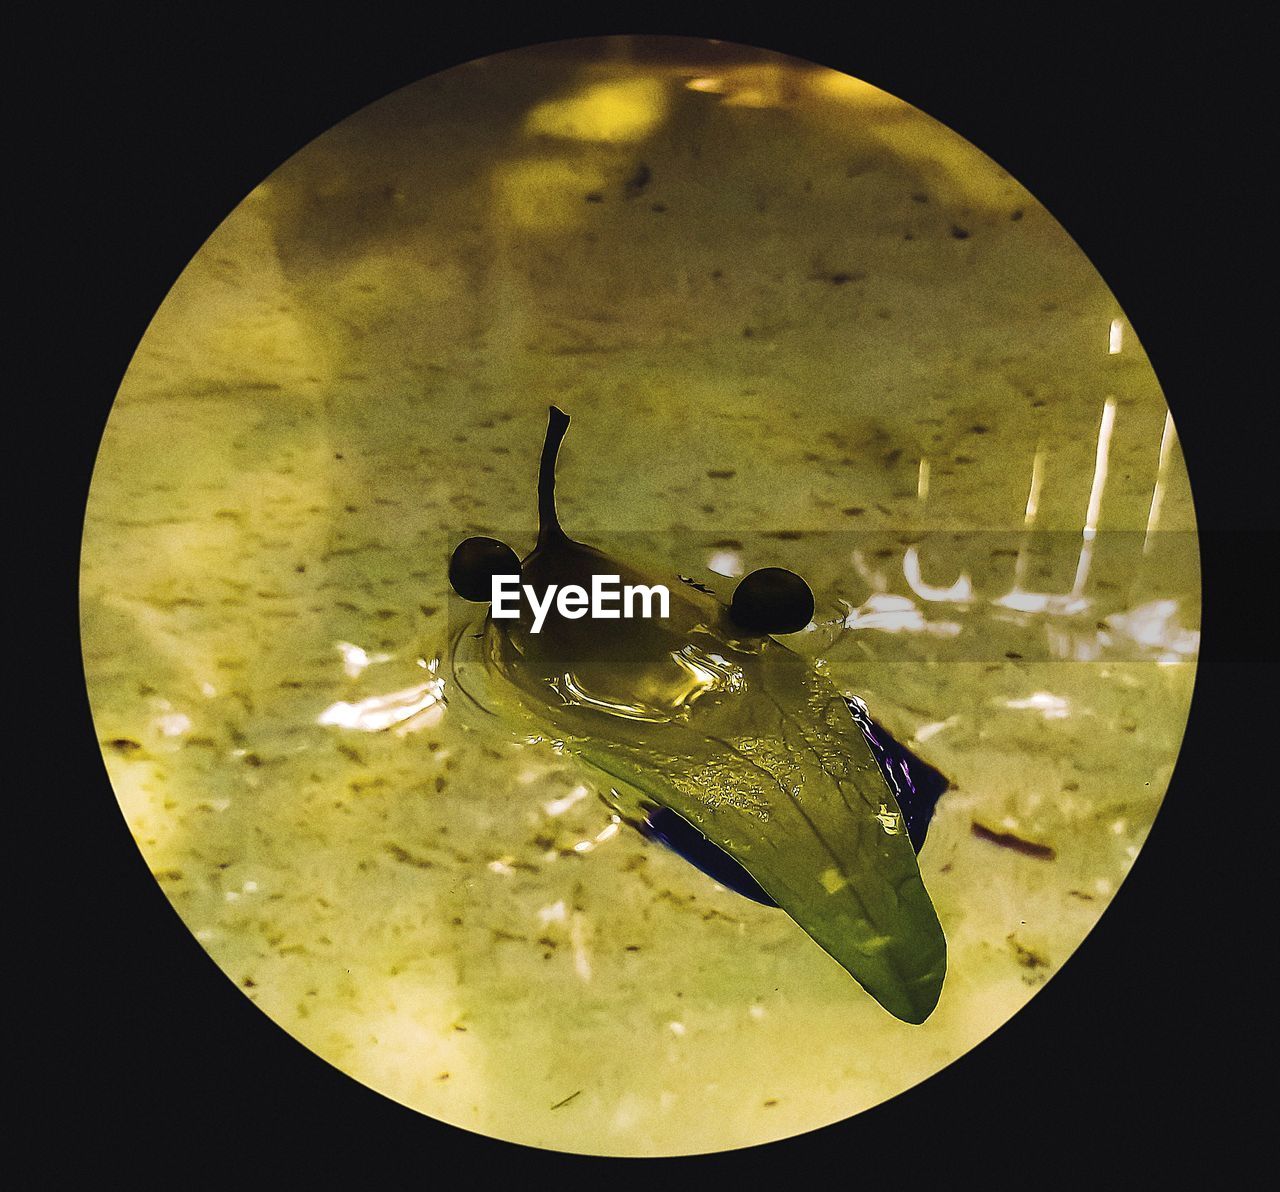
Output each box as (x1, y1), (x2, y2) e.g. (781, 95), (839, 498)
(81, 40), (1198, 1156)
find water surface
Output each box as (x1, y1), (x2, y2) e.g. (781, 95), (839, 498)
(81, 38), (1198, 1155)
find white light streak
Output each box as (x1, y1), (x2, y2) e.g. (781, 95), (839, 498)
(1012, 444), (1046, 590)
(538, 900), (567, 923)
(1082, 398), (1117, 543)
(1144, 411), (1177, 555)
(1070, 538), (1095, 600)
(912, 717), (959, 744)
(544, 784), (590, 818)
(902, 546), (973, 603)
(155, 712), (192, 737)
(851, 549), (889, 592)
(992, 589), (1090, 616)
(336, 641), (393, 679)
(1004, 691), (1071, 720)
(1066, 397), (1118, 600)
(317, 679), (444, 733)
(1105, 599), (1199, 661)
(1024, 446), (1045, 527)
(841, 592), (962, 637)
(707, 550), (744, 577)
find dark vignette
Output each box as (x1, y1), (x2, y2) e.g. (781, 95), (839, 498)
(29, 6), (1269, 1183)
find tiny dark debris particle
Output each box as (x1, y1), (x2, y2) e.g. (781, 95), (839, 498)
(971, 821), (1057, 860)
(1007, 934), (1050, 971)
(107, 738), (144, 756)
(624, 162), (652, 197)
(950, 225), (970, 240)
(551, 1090), (583, 1110)
(585, 192), (604, 203)
(651, 202), (667, 213)
(706, 468), (736, 480)
(385, 844), (434, 869)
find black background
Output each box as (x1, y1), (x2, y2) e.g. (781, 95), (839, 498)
(28, 6), (1267, 1181)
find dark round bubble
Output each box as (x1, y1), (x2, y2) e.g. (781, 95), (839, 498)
(448, 536), (520, 602)
(730, 567), (815, 635)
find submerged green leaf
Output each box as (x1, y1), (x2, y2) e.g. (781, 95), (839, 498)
(453, 598), (945, 1023)
(447, 407), (946, 1022)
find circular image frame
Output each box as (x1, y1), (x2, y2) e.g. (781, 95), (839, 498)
(77, 33), (1204, 1160)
